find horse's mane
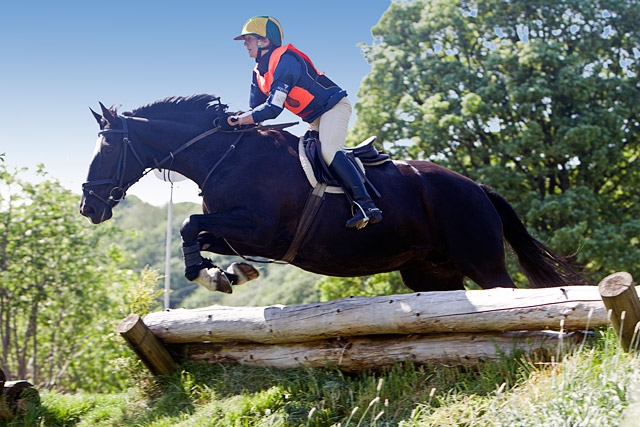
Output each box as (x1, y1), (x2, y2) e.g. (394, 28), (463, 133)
(118, 93), (295, 145)
(123, 94), (230, 118)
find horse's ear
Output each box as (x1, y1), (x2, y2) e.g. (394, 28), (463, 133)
(99, 102), (118, 125)
(90, 107), (102, 125)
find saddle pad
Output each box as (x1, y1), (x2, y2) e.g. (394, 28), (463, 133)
(298, 137), (368, 194)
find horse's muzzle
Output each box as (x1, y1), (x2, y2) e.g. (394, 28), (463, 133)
(79, 197), (112, 224)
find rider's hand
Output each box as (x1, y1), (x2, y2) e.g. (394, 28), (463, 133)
(214, 112), (256, 131)
(227, 115), (240, 126)
(213, 113), (240, 131)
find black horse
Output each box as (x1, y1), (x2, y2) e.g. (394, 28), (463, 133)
(80, 94), (581, 294)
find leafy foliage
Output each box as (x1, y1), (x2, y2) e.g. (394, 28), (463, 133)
(351, 0), (640, 282)
(0, 164), (158, 392)
(318, 272), (409, 301)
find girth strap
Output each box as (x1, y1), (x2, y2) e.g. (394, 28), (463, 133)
(281, 182), (328, 263)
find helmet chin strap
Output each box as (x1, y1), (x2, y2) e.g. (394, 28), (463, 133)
(255, 37), (279, 62)
(256, 40), (265, 62)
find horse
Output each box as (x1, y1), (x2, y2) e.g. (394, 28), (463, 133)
(80, 94), (582, 294)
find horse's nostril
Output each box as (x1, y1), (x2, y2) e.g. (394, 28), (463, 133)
(81, 204), (94, 216)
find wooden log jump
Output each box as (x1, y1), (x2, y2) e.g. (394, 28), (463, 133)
(117, 314), (176, 376)
(186, 331), (578, 372)
(119, 284), (620, 375)
(141, 286), (607, 345)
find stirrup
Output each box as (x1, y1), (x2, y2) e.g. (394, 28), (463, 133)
(346, 203), (382, 229)
(347, 216), (369, 229)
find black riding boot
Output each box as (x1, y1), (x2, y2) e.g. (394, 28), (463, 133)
(329, 151), (383, 229)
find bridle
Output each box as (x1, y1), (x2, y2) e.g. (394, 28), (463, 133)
(82, 114), (240, 210)
(82, 116), (146, 208)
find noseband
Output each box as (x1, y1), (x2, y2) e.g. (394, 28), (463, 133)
(82, 116), (146, 208)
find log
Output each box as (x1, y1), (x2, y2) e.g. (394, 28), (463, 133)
(143, 286), (607, 345)
(0, 369), (6, 420)
(598, 272), (640, 352)
(0, 380), (40, 420)
(117, 314), (177, 376)
(186, 331), (579, 372)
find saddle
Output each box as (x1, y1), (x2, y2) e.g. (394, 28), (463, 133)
(280, 131), (390, 262)
(301, 130), (390, 194)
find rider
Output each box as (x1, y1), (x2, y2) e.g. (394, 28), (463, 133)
(227, 15), (382, 229)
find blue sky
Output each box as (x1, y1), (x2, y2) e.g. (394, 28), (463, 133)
(0, 0), (391, 206)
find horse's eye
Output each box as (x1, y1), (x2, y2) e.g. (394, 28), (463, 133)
(101, 144), (114, 155)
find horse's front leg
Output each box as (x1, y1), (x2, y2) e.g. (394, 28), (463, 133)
(180, 211), (267, 293)
(181, 244), (259, 294)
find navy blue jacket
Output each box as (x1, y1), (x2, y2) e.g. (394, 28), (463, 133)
(250, 45), (347, 123)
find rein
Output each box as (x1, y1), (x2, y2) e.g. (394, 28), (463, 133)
(154, 126), (222, 170)
(200, 132), (244, 191)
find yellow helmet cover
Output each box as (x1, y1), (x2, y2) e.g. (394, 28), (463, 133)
(234, 15), (283, 46)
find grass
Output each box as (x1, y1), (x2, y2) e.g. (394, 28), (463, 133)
(2, 327), (639, 426)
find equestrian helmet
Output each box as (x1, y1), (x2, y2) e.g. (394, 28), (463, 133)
(234, 15), (283, 46)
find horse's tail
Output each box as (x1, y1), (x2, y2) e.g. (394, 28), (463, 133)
(481, 184), (585, 288)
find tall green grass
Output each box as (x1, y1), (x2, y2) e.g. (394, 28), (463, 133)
(3, 327), (639, 426)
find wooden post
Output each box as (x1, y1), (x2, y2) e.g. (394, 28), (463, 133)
(598, 272), (640, 352)
(117, 314), (177, 376)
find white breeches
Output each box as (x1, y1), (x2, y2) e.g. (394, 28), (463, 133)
(308, 97), (352, 165)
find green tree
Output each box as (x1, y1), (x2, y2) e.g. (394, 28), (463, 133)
(0, 164), (156, 391)
(318, 272), (408, 301)
(352, 0), (640, 282)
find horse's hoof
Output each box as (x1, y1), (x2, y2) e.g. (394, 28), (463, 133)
(226, 262), (259, 285)
(193, 268), (233, 294)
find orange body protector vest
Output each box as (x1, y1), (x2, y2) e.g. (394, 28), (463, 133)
(254, 44), (324, 116)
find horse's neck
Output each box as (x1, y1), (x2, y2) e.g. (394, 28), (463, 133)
(131, 118), (213, 173)
(134, 117), (301, 185)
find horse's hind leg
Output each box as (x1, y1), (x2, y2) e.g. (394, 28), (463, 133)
(399, 264), (466, 292)
(441, 217), (517, 289)
(464, 263), (516, 289)
(452, 244), (517, 289)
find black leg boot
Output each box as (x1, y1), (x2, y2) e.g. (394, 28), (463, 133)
(329, 151), (383, 229)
